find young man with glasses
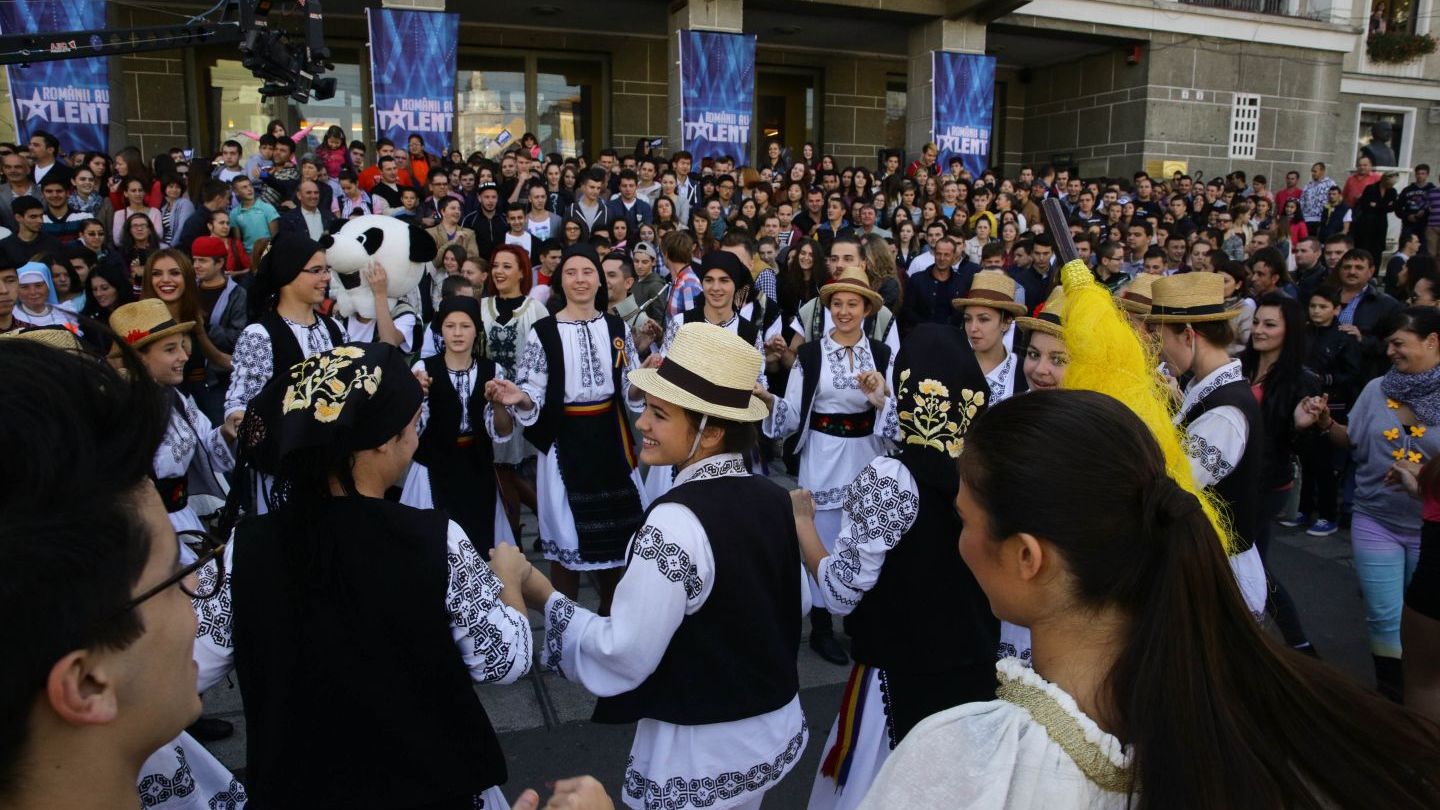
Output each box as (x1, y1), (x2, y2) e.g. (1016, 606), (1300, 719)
(0, 336), (243, 809)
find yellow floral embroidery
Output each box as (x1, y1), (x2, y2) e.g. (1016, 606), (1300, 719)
(1410, 451), (1424, 464)
(897, 369), (983, 457)
(1393, 449), (1406, 460)
(1387, 399), (1401, 410)
(1412, 426), (1427, 438)
(1384, 428), (1401, 441)
(281, 350), (383, 424)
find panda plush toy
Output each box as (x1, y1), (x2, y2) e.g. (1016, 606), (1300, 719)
(322, 215), (438, 320)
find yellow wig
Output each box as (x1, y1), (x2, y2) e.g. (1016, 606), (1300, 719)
(1057, 260), (1236, 552)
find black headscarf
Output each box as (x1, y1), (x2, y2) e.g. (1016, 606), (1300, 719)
(889, 323), (990, 496)
(430, 295), (482, 334)
(247, 231), (325, 322)
(548, 243), (609, 313)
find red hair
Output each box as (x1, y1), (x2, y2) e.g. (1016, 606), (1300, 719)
(485, 245), (533, 297)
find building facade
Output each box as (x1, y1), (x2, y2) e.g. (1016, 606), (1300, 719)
(74, 0), (1437, 183)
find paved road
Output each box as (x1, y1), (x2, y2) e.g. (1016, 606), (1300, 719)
(197, 485), (1375, 808)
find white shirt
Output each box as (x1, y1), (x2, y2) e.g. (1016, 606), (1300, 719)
(300, 207), (323, 240)
(343, 311), (417, 353)
(860, 658), (1133, 809)
(1174, 359), (1250, 488)
(225, 316), (338, 418)
(504, 230), (534, 255)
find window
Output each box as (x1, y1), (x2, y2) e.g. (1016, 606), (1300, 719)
(456, 57), (527, 159)
(885, 77), (907, 153)
(1228, 93), (1261, 160)
(208, 59), (272, 159)
(289, 63), (365, 150)
(1357, 105), (1413, 169)
(537, 59), (603, 159)
(456, 53), (606, 160)
(1370, 0), (1421, 35)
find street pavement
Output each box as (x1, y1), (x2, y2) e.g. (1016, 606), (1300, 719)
(196, 470), (1375, 808)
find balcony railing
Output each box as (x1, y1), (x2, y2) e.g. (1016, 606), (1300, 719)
(1178, 0), (1331, 20)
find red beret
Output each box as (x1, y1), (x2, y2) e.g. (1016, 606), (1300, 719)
(191, 236), (228, 259)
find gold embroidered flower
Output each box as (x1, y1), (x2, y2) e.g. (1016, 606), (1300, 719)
(1393, 448), (1406, 460)
(1387, 399), (1401, 410)
(899, 375), (981, 459)
(918, 379), (949, 397)
(1412, 425), (1427, 438)
(1410, 451), (1424, 464)
(1384, 427), (1401, 441)
(313, 400), (344, 422)
(332, 346), (364, 358)
(325, 378), (347, 396)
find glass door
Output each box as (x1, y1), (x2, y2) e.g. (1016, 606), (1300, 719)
(456, 56), (527, 159)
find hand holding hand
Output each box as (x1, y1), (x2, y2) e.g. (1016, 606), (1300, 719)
(512, 776), (614, 810)
(1294, 394), (1330, 430)
(488, 378), (527, 407)
(752, 384), (775, 409)
(642, 353), (664, 369)
(413, 368), (432, 396)
(221, 411), (243, 444)
(857, 370), (888, 409)
(365, 261), (389, 299)
(488, 543), (531, 585)
(790, 488), (816, 521)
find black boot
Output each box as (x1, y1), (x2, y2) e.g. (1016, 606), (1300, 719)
(186, 716), (234, 742)
(809, 608), (849, 665)
(1373, 655), (1404, 703)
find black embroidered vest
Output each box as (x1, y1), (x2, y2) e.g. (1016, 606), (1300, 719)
(258, 310), (344, 383)
(231, 497), (505, 808)
(682, 305), (759, 347)
(796, 338), (892, 441)
(523, 314), (627, 453)
(1180, 378), (1263, 554)
(592, 470), (801, 726)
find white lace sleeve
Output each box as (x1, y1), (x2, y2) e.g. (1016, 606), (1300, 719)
(445, 521), (532, 684)
(1184, 406), (1249, 489)
(764, 361), (804, 439)
(193, 540), (236, 694)
(511, 329), (547, 425)
(189, 395), (236, 474)
(818, 458), (920, 616)
(484, 364), (513, 443)
(224, 324), (272, 419)
(540, 503), (713, 694)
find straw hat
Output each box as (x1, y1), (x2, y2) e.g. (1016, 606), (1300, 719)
(819, 266), (883, 310)
(110, 299), (194, 349)
(1015, 287), (1067, 339)
(628, 322), (769, 422)
(951, 270), (1027, 316)
(1143, 272), (1240, 323)
(1116, 273), (1156, 315)
(0, 324), (85, 353)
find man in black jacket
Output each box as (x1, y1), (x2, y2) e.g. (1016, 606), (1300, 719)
(901, 236), (975, 332)
(1334, 248), (1402, 381)
(462, 182), (506, 260)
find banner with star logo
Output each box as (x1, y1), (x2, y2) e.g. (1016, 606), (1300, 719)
(677, 30), (755, 164)
(366, 7), (457, 150)
(0, 0), (109, 154)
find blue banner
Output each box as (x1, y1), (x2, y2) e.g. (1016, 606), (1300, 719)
(678, 30), (754, 163)
(367, 8), (457, 150)
(0, 0), (108, 154)
(931, 52), (996, 178)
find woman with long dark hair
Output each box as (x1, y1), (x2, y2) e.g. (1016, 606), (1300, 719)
(81, 260), (135, 324)
(775, 239), (822, 328)
(1240, 292), (1319, 653)
(864, 388), (1440, 809)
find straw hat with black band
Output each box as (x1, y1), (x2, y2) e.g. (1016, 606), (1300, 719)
(951, 270), (1027, 316)
(1015, 287), (1067, 339)
(818, 266), (883, 311)
(628, 322), (770, 424)
(110, 298), (195, 350)
(1117, 273), (1157, 316)
(1143, 272), (1240, 324)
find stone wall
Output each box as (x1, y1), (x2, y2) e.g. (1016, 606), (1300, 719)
(111, 6), (192, 158)
(1017, 48), (1150, 178)
(756, 47), (906, 167)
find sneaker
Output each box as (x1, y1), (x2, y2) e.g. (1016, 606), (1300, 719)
(1276, 513), (1308, 528)
(1307, 519), (1339, 537)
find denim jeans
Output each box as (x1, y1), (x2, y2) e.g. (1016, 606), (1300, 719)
(1351, 513), (1422, 657)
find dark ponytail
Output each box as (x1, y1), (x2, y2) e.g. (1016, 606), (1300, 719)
(960, 390), (1440, 809)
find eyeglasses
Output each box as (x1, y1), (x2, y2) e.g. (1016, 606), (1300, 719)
(120, 529), (226, 612)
